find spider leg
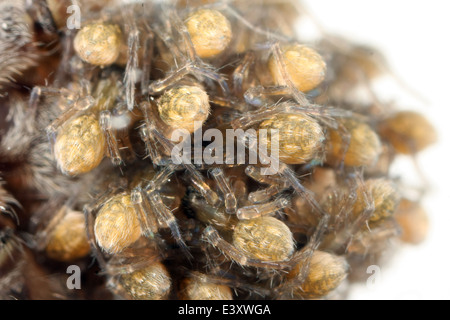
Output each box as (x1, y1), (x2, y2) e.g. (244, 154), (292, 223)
(202, 225), (291, 269)
(210, 167), (237, 214)
(147, 191), (193, 259)
(124, 25), (140, 111)
(99, 110), (123, 166)
(236, 197), (290, 220)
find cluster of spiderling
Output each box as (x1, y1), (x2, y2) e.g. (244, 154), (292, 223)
(0, 0), (436, 300)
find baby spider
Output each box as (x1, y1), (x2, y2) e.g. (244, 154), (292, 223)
(139, 103), (220, 207)
(73, 22), (123, 68)
(351, 178), (400, 228)
(231, 103), (326, 165)
(231, 102), (337, 217)
(32, 197), (90, 262)
(181, 0), (293, 50)
(244, 42), (326, 107)
(283, 250), (349, 300)
(201, 197), (334, 299)
(138, 84), (211, 166)
(316, 173), (400, 255)
(95, 242), (172, 300)
(30, 72), (137, 175)
(378, 110), (437, 155)
(202, 215), (295, 269)
(148, 6), (230, 97)
(263, 213), (349, 300)
(0, 215), (66, 300)
(326, 118), (382, 168)
(345, 219), (401, 257)
(179, 272), (234, 300)
(85, 165), (191, 258)
(178, 268), (275, 299)
(156, 84), (211, 134)
(190, 181), (294, 266)
(184, 8), (232, 59)
(73, 3), (155, 110)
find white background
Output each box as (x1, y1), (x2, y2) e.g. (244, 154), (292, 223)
(300, 0), (450, 300)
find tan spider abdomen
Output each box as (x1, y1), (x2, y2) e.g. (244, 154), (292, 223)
(94, 193), (141, 254)
(119, 262), (172, 300)
(232, 216), (295, 262)
(353, 178), (400, 225)
(180, 277), (233, 300)
(45, 210), (90, 262)
(74, 22), (122, 67)
(379, 111), (437, 154)
(54, 114), (106, 176)
(326, 118), (382, 167)
(288, 251), (348, 299)
(157, 85), (210, 133)
(185, 9), (232, 59)
(259, 113), (324, 164)
(269, 44), (326, 92)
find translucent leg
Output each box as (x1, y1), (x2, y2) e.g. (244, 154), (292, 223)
(232, 51), (256, 96)
(147, 191), (192, 259)
(38, 88), (94, 145)
(130, 187), (159, 238)
(124, 26), (139, 111)
(276, 214), (330, 298)
(139, 101), (175, 165)
(35, 204), (68, 251)
(248, 184), (289, 204)
(201, 1), (291, 42)
(99, 110), (122, 166)
(202, 225), (291, 269)
(143, 164), (177, 193)
(140, 27), (154, 96)
(243, 131), (326, 218)
(245, 165), (288, 186)
(210, 167), (237, 214)
(148, 62), (229, 95)
(185, 164), (220, 207)
(236, 197), (290, 220)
